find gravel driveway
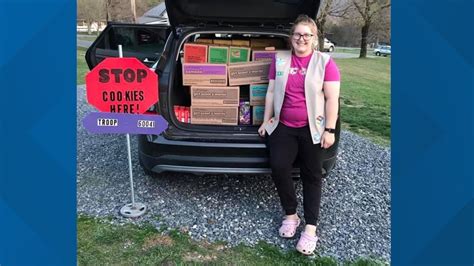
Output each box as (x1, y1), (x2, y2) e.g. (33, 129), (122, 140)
(77, 85), (391, 263)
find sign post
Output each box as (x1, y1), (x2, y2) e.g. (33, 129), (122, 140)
(84, 45), (164, 218)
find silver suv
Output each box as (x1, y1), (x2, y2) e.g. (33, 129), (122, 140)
(323, 38), (335, 52)
(374, 45), (391, 56)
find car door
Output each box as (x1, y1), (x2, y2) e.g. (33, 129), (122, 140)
(85, 23), (171, 70)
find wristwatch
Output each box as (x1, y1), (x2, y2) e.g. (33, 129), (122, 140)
(325, 128), (336, 134)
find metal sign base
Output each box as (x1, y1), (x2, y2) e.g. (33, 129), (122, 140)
(120, 202), (147, 218)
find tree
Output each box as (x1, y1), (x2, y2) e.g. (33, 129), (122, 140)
(77, 0), (106, 34)
(106, 0), (137, 23)
(369, 7), (391, 46)
(326, 20), (361, 47)
(316, 0), (351, 51)
(351, 0), (390, 58)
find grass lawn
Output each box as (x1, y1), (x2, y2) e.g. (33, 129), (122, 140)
(334, 57), (390, 146)
(334, 47), (375, 55)
(78, 215), (386, 265)
(77, 47), (88, 85)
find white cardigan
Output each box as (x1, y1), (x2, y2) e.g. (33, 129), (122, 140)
(264, 50), (331, 144)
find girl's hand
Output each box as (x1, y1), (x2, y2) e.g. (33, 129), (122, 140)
(258, 122), (267, 137)
(320, 132), (335, 149)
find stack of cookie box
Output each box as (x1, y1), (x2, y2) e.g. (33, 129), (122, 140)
(180, 37), (285, 126)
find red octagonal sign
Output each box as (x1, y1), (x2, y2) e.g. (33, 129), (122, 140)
(86, 57), (158, 114)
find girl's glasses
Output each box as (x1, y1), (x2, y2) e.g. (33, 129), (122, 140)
(292, 33), (314, 41)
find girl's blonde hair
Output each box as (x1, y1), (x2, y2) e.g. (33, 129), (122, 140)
(289, 14), (319, 50)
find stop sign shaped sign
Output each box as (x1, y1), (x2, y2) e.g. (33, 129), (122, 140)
(86, 58), (158, 114)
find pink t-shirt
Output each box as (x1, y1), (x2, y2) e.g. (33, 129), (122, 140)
(268, 52), (340, 128)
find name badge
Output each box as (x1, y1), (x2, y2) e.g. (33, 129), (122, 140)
(313, 132), (321, 143)
(276, 58), (285, 66)
(316, 116), (325, 126)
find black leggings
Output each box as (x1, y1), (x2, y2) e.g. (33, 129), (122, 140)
(267, 123), (325, 226)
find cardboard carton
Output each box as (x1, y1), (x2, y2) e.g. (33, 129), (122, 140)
(252, 50), (277, 62)
(231, 39), (250, 47)
(183, 43), (208, 63)
(179, 106), (185, 123)
(250, 38), (285, 49)
(194, 38), (213, 44)
(182, 63), (227, 86)
(208, 45), (229, 64)
(252, 105), (265, 125)
(227, 61), (271, 86)
(174, 106), (180, 121)
(191, 106), (238, 125)
(229, 46), (251, 64)
(191, 86), (239, 106)
(213, 39), (232, 46)
(185, 107), (190, 123)
(174, 105), (190, 123)
(250, 84), (268, 106)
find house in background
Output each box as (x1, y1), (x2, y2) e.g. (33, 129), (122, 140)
(77, 19), (107, 33)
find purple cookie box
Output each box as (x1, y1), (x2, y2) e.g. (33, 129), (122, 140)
(239, 100), (251, 125)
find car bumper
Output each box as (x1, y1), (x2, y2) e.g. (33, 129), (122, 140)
(138, 134), (272, 174)
(138, 134), (338, 176)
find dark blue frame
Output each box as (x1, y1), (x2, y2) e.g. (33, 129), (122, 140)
(0, 0), (473, 264)
(392, 0), (474, 264)
(0, 0), (76, 265)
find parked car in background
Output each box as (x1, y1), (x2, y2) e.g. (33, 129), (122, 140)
(374, 45), (391, 56)
(86, 0), (340, 178)
(323, 38), (335, 52)
(137, 2), (169, 25)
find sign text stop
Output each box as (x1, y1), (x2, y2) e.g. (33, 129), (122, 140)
(86, 57), (158, 114)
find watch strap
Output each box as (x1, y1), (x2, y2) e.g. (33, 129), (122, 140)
(325, 128), (336, 133)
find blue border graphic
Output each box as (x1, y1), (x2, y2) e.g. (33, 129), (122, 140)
(0, 0), (76, 265)
(392, 0), (473, 265)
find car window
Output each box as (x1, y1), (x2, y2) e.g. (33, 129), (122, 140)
(108, 27), (167, 54)
(88, 25), (171, 69)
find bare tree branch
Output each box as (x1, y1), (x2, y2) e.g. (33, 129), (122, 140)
(352, 0), (365, 17)
(368, 0), (377, 6)
(376, 1), (391, 12)
(368, 0), (390, 21)
(328, 1), (352, 18)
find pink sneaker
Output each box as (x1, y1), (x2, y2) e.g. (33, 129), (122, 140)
(296, 231), (319, 255)
(278, 218), (301, 238)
